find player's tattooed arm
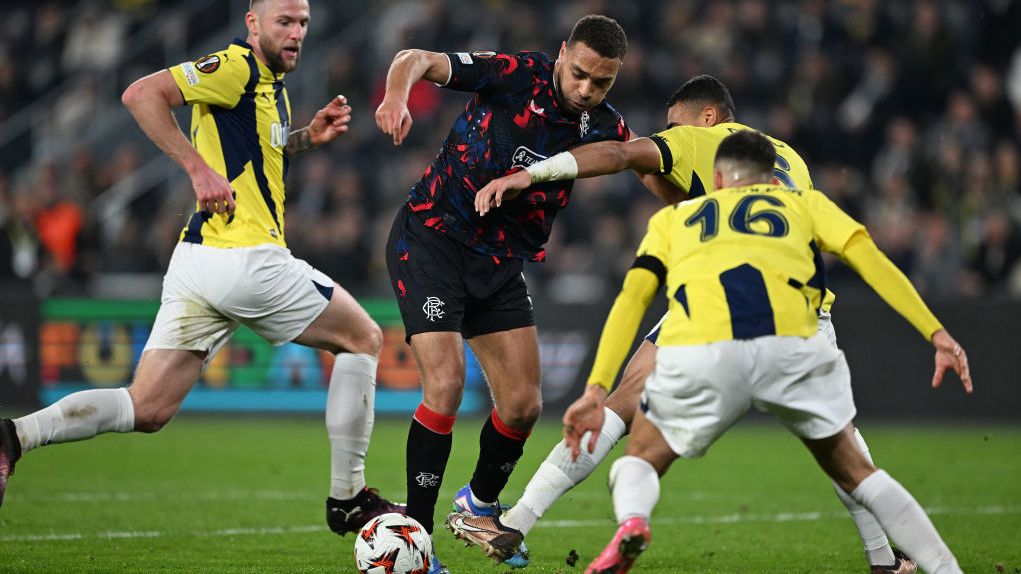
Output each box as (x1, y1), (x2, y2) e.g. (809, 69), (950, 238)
(288, 95), (352, 157)
(285, 127), (314, 158)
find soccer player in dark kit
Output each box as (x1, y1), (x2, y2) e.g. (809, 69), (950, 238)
(374, 14), (640, 573)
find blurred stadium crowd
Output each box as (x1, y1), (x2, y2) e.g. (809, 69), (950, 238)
(1, 0), (1020, 304)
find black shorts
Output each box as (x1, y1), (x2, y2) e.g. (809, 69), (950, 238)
(386, 206), (535, 342)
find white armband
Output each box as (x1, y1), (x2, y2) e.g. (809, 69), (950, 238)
(525, 151), (578, 183)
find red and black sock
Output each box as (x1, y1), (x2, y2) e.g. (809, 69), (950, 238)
(405, 404), (455, 533)
(469, 409), (530, 504)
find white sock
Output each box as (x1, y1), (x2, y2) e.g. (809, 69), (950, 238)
(470, 490), (499, 510)
(832, 428), (896, 566)
(502, 407), (626, 534)
(851, 470), (961, 574)
(326, 353), (377, 500)
(14, 388), (135, 452)
(608, 455), (659, 523)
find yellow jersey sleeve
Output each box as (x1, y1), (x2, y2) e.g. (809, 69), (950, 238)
(805, 189), (867, 254)
(647, 127), (694, 191)
(841, 234), (943, 340)
(169, 50), (252, 109)
(586, 206), (678, 390)
(586, 267), (661, 391)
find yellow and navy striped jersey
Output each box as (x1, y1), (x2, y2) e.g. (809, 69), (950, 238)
(646, 122), (837, 311)
(169, 40), (292, 248)
(637, 184), (861, 346)
(648, 122), (813, 198)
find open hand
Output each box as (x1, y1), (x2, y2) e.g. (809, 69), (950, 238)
(563, 385), (609, 461)
(931, 329), (972, 394)
(308, 95), (352, 146)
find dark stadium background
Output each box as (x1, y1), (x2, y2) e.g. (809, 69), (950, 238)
(1, 0), (1019, 418)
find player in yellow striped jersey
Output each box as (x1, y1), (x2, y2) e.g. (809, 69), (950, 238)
(579, 130), (970, 574)
(0, 0), (402, 535)
(449, 76), (914, 573)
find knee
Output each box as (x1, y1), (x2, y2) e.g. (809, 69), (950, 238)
(605, 391), (639, 431)
(320, 320), (383, 356)
(498, 400), (542, 431)
(422, 376), (466, 416)
(349, 321), (383, 357)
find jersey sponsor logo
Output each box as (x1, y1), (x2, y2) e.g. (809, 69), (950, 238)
(179, 62), (200, 86)
(528, 99), (544, 115)
(195, 54), (221, 74)
(471, 51), (496, 59)
(511, 146), (547, 169)
(270, 121), (290, 149)
(455, 52), (473, 65)
(422, 297), (445, 322)
(415, 472), (440, 488)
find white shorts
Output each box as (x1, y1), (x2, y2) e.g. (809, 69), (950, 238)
(642, 329), (855, 458)
(145, 243), (333, 357)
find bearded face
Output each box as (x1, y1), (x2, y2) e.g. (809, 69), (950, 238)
(248, 0), (309, 73)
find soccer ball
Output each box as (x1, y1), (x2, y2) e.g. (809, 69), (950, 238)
(353, 512), (433, 574)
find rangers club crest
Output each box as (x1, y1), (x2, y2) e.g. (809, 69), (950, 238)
(422, 297), (445, 322)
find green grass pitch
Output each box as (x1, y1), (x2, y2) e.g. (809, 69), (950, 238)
(0, 416), (1018, 573)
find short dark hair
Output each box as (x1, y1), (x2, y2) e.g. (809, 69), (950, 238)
(715, 130), (776, 176)
(667, 75), (736, 118)
(567, 15), (627, 59)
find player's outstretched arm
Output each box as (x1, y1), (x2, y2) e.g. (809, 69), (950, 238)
(627, 130), (686, 205)
(840, 233), (974, 395)
(637, 173), (686, 205)
(286, 95), (352, 158)
(475, 137), (663, 215)
(564, 265), (661, 459)
(374, 49), (451, 145)
(122, 70), (235, 215)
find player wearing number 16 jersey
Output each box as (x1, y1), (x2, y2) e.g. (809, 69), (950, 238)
(577, 130), (969, 574)
(450, 76), (916, 573)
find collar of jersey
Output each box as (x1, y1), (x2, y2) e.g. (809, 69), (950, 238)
(231, 37), (285, 82)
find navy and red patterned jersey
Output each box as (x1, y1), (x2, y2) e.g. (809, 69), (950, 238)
(404, 50), (629, 262)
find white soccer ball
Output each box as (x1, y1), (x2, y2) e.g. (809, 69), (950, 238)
(353, 512), (433, 574)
